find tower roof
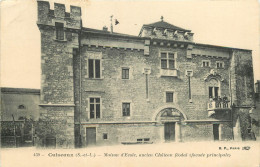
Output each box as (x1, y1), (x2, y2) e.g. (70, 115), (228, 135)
(139, 17), (191, 37)
(143, 20), (190, 32)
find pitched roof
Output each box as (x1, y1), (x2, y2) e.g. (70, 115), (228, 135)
(82, 27), (144, 40)
(143, 21), (190, 32)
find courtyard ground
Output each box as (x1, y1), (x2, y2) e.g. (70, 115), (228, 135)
(0, 141), (259, 167)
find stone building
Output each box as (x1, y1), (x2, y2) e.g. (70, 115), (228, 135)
(36, 1), (255, 148)
(252, 81), (260, 140)
(1, 87), (40, 147)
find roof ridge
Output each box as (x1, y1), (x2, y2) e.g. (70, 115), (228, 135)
(82, 27), (140, 38)
(143, 20), (190, 32)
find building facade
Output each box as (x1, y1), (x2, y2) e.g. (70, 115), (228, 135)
(1, 88), (40, 147)
(252, 81), (260, 140)
(36, 1), (255, 148)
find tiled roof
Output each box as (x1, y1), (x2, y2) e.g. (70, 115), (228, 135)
(143, 21), (190, 32)
(82, 27), (142, 39)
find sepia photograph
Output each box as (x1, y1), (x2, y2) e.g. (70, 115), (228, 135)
(0, 0), (259, 166)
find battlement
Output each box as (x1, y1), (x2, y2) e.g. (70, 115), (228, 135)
(37, 1), (81, 29)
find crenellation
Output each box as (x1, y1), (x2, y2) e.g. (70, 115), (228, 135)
(54, 3), (65, 18)
(37, 1), (50, 24)
(70, 6), (81, 20)
(37, 1), (81, 30)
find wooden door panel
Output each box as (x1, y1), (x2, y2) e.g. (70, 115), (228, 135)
(213, 124), (219, 141)
(86, 127), (96, 146)
(164, 122), (175, 142)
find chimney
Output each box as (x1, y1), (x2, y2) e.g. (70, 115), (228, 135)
(103, 26), (108, 32)
(110, 24), (113, 33)
(110, 15), (113, 33)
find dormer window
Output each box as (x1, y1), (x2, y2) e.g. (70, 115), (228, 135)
(152, 27), (157, 35)
(173, 30), (178, 37)
(163, 29), (167, 36)
(184, 32), (189, 39)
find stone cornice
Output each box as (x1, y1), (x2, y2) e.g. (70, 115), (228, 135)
(39, 104), (75, 107)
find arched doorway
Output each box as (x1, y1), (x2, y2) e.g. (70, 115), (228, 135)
(155, 107), (186, 142)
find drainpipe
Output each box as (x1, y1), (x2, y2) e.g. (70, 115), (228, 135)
(229, 57), (234, 140)
(78, 19), (82, 148)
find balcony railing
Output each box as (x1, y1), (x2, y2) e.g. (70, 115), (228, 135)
(208, 101), (230, 110)
(207, 99), (231, 117)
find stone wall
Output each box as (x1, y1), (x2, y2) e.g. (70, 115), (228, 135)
(81, 121), (233, 146)
(37, 106), (74, 148)
(230, 49), (255, 141)
(77, 33), (236, 144)
(231, 50), (254, 106)
(81, 123), (161, 146)
(37, 1), (81, 148)
(79, 39), (232, 123)
(1, 88), (40, 121)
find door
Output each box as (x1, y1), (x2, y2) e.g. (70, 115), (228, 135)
(45, 137), (56, 148)
(86, 127), (96, 146)
(213, 124), (219, 141)
(164, 122), (175, 142)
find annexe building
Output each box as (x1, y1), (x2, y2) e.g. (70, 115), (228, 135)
(36, 1), (255, 148)
(1, 88), (40, 147)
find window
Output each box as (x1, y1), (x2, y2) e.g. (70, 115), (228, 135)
(161, 52), (176, 69)
(137, 138), (150, 143)
(122, 103), (130, 116)
(216, 62), (224, 68)
(166, 92), (174, 103)
(202, 60), (210, 67)
(103, 133), (108, 140)
(18, 105), (26, 110)
(144, 138), (150, 141)
(55, 22), (64, 40)
(163, 29), (167, 36)
(88, 59), (101, 78)
(89, 98), (101, 119)
(122, 68), (129, 79)
(209, 87), (219, 99)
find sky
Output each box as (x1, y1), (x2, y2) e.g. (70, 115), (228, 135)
(0, 0), (259, 89)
